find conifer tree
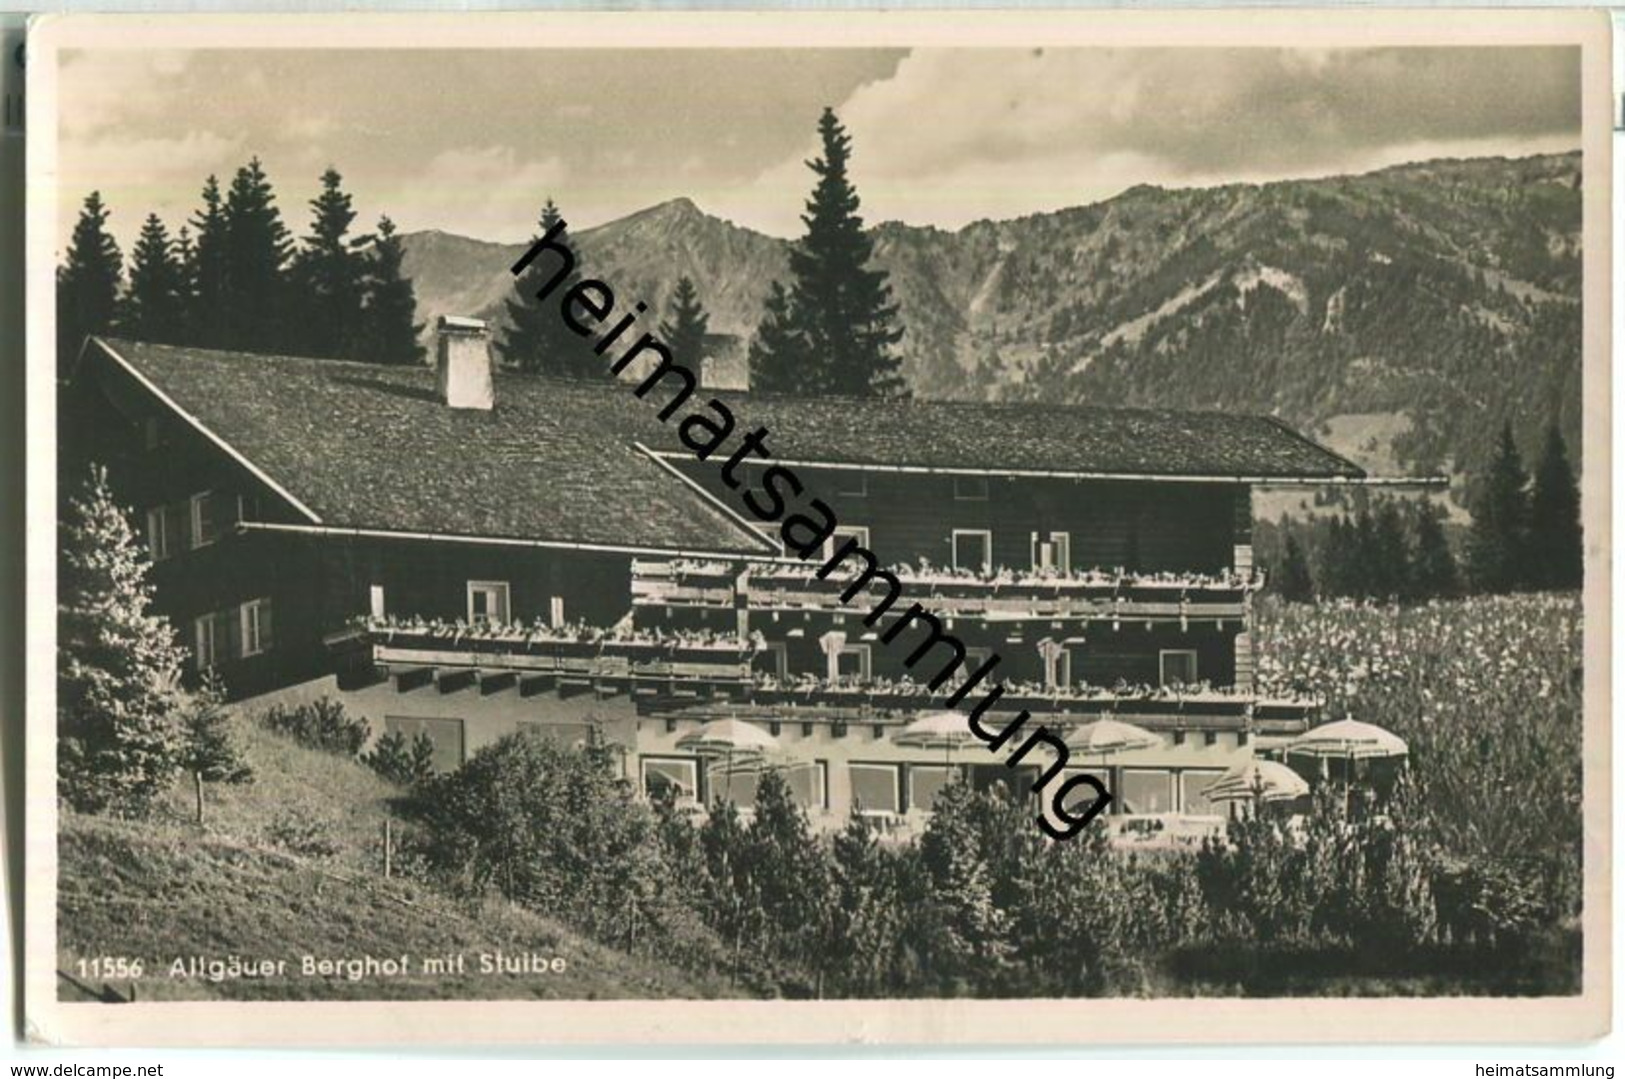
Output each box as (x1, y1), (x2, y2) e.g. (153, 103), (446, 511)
(173, 225), (198, 336)
(292, 167), (367, 359)
(746, 279), (809, 394)
(659, 276), (711, 368)
(221, 158), (293, 353)
(357, 216), (426, 365)
(121, 214), (186, 344)
(1410, 501), (1459, 599)
(781, 107), (906, 397)
(1275, 531), (1314, 602)
(180, 671), (253, 824)
(500, 199), (597, 378)
(1466, 421), (1531, 593)
(58, 466), (189, 815)
(1369, 499), (1412, 600)
(1528, 423), (1583, 591)
(825, 812), (905, 997)
(744, 769), (833, 990)
(186, 175), (229, 348)
(56, 191), (122, 381)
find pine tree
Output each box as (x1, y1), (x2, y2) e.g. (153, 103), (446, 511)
(499, 199), (597, 378)
(291, 167), (367, 359)
(1368, 499), (1412, 600)
(121, 214), (186, 344)
(782, 108), (907, 397)
(357, 216), (426, 365)
(221, 157), (294, 353)
(1410, 501), (1459, 599)
(58, 466), (189, 815)
(1528, 423), (1583, 591)
(747, 279), (810, 394)
(659, 276), (711, 368)
(186, 175), (229, 348)
(1275, 531), (1314, 602)
(180, 671), (253, 823)
(1466, 422), (1531, 593)
(56, 191), (122, 382)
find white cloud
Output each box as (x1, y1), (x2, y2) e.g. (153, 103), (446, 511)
(373, 145), (568, 241)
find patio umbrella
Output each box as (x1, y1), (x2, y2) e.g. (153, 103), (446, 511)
(675, 718), (779, 757)
(1201, 759), (1310, 805)
(676, 718), (779, 807)
(1286, 718), (1409, 760)
(1064, 718), (1161, 757)
(894, 710), (978, 773)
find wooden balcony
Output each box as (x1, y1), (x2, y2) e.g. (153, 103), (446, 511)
(631, 559), (1260, 626)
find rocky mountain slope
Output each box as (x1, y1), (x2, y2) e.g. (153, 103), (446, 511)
(401, 153), (1582, 480)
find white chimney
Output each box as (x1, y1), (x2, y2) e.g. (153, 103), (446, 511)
(436, 316), (494, 411)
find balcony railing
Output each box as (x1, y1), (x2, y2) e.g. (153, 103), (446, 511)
(632, 559), (1261, 624)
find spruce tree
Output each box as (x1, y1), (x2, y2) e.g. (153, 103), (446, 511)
(186, 175), (229, 348)
(180, 671), (253, 823)
(500, 199), (597, 378)
(1410, 501), (1459, 599)
(1466, 422), (1531, 593)
(58, 466), (189, 815)
(1275, 531), (1314, 602)
(221, 158), (294, 354)
(783, 107), (906, 397)
(747, 279), (809, 394)
(1369, 499), (1412, 600)
(357, 216), (426, 365)
(56, 191), (122, 382)
(659, 276), (711, 368)
(1528, 423), (1583, 591)
(173, 225), (198, 339)
(121, 214), (186, 344)
(292, 167), (367, 359)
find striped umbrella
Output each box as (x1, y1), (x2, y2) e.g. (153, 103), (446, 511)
(1202, 759), (1310, 805)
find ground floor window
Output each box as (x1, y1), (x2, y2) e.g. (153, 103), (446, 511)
(193, 612), (224, 670)
(518, 720), (592, 751)
(1120, 768), (1175, 814)
(907, 764), (956, 811)
(1057, 768), (1112, 816)
(784, 760), (829, 810)
(384, 716), (466, 773)
(708, 759), (760, 806)
(849, 762), (901, 814)
(641, 756), (700, 805)
(1179, 769), (1228, 816)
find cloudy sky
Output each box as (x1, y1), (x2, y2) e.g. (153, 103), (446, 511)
(56, 45), (1580, 252)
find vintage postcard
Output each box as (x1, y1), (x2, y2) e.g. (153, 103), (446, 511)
(22, 9), (1612, 1047)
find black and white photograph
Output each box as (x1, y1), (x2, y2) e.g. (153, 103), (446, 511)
(22, 10), (1612, 1046)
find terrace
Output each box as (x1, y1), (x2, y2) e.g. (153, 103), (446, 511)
(631, 558), (1263, 626)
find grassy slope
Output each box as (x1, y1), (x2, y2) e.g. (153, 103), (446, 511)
(57, 719), (733, 1001)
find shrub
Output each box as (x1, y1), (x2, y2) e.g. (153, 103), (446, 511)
(258, 696), (369, 757)
(363, 730), (435, 786)
(265, 809), (340, 858)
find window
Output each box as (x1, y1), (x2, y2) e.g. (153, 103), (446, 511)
(1180, 770), (1228, 816)
(239, 598), (273, 657)
(146, 507), (172, 562)
(1043, 644), (1073, 690)
(908, 764), (955, 811)
(641, 757), (700, 804)
(849, 763), (901, 814)
(835, 644), (871, 681)
(466, 581), (510, 625)
(369, 584), (386, 619)
(1032, 531), (1072, 573)
(518, 720), (592, 750)
(757, 642), (789, 679)
(549, 595), (566, 628)
(1120, 769), (1175, 815)
(834, 472), (869, 498)
(786, 760), (829, 810)
(1159, 650), (1199, 688)
(193, 612), (224, 670)
(190, 492), (219, 548)
(709, 759), (760, 806)
(951, 529), (992, 573)
(822, 524), (870, 561)
(953, 475), (989, 501)
(1058, 768), (1113, 817)
(143, 417), (162, 451)
(384, 717), (467, 773)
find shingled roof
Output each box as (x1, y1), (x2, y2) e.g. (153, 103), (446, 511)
(654, 392), (1365, 480)
(88, 337), (1363, 551)
(90, 338), (774, 555)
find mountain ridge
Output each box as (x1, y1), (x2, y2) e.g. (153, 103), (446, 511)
(400, 151), (1582, 483)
